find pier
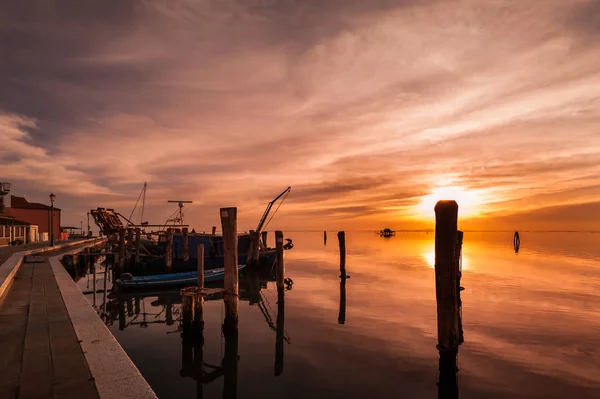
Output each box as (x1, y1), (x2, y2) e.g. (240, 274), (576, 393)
(0, 239), (157, 399)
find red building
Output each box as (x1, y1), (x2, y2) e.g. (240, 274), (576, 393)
(6, 195), (61, 242)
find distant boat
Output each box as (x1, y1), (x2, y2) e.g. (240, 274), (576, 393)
(380, 228), (395, 237)
(115, 264), (246, 289)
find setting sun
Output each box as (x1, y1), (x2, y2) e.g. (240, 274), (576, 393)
(418, 186), (481, 217)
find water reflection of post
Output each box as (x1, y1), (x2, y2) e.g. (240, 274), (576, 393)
(437, 348), (459, 399)
(274, 231), (285, 376)
(338, 231), (347, 325)
(118, 297), (126, 331)
(222, 329), (239, 399)
(165, 295), (174, 326)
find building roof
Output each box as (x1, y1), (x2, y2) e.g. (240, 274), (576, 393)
(10, 195), (62, 211)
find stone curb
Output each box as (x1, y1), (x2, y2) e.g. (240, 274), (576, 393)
(50, 245), (158, 399)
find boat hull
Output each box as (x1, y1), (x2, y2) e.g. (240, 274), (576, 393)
(115, 265), (246, 289)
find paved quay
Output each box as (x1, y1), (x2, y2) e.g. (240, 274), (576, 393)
(0, 241), (67, 266)
(0, 244), (99, 399)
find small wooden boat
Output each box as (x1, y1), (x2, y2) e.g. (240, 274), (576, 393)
(115, 264), (246, 289)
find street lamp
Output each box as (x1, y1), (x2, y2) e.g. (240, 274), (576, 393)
(49, 193), (56, 246)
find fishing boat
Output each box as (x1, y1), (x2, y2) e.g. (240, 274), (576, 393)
(115, 264), (247, 289)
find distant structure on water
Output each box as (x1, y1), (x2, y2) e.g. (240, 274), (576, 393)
(380, 228), (395, 237)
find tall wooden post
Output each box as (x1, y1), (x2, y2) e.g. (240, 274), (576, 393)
(118, 228), (126, 272)
(165, 228), (173, 270)
(135, 227), (141, 263)
(324, 231), (327, 246)
(338, 231), (346, 276)
(247, 230), (257, 266)
(212, 226), (217, 235)
(275, 231), (285, 290)
(274, 286), (285, 376)
(182, 227), (190, 263)
(261, 231), (268, 249)
(194, 245), (205, 330)
(434, 200), (459, 351)
(220, 207), (238, 331)
(90, 249), (96, 308)
(338, 231), (347, 324)
(127, 227), (134, 250)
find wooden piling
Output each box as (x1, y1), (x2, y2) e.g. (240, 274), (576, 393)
(166, 228), (173, 270)
(338, 231), (346, 275)
(127, 227), (134, 250)
(118, 228), (126, 271)
(261, 231), (268, 249)
(220, 207), (239, 331)
(434, 200), (459, 351)
(103, 255), (108, 314)
(246, 230), (258, 266)
(212, 226), (217, 235)
(90, 249), (96, 308)
(183, 227), (190, 262)
(324, 231), (327, 245)
(275, 231), (285, 290)
(135, 227), (141, 263)
(274, 287), (285, 376)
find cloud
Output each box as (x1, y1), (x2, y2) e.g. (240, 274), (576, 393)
(1, 0), (600, 229)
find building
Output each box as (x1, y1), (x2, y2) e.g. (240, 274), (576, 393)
(3, 195), (61, 243)
(0, 214), (38, 246)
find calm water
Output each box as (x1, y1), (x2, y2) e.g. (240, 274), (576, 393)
(80, 232), (600, 398)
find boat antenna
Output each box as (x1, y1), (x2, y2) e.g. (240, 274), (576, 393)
(166, 200), (193, 225)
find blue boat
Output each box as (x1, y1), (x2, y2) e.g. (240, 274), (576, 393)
(115, 264), (247, 289)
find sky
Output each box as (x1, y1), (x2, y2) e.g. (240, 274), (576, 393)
(1, 0), (600, 232)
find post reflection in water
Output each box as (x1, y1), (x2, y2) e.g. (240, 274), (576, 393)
(438, 348), (459, 399)
(274, 287), (285, 376)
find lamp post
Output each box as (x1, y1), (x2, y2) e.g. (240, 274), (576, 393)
(49, 193), (56, 246)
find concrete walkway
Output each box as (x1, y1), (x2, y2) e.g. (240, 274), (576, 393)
(0, 241), (65, 266)
(0, 246), (99, 399)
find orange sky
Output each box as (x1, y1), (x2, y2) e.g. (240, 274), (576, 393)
(1, 1), (600, 231)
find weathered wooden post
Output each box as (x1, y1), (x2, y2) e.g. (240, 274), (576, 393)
(275, 286), (285, 376)
(194, 244), (205, 330)
(338, 231), (347, 324)
(90, 249), (96, 307)
(261, 231), (268, 249)
(275, 231), (285, 290)
(135, 227), (141, 263)
(118, 228), (126, 272)
(165, 228), (173, 270)
(434, 200), (459, 351)
(127, 227), (134, 250)
(103, 254), (108, 314)
(183, 227), (190, 263)
(324, 231), (327, 245)
(212, 226), (217, 235)
(220, 207), (239, 331)
(338, 231), (346, 276)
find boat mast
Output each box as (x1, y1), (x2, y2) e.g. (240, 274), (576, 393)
(140, 182), (147, 226)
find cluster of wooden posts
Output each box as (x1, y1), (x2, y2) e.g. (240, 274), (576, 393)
(173, 208), (287, 396)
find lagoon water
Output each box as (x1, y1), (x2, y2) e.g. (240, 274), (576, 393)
(85, 232), (600, 398)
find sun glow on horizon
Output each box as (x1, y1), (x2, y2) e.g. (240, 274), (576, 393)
(418, 185), (482, 217)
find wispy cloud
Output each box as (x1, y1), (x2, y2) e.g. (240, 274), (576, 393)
(1, 0), (600, 229)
